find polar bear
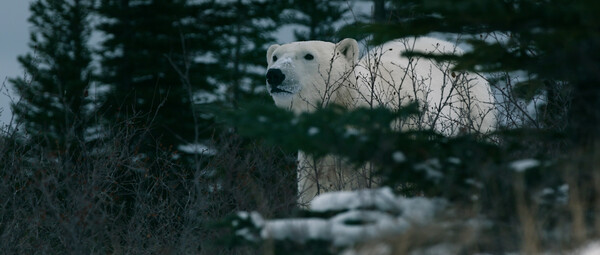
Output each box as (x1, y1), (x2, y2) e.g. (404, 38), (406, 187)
(266, 37), (496, 206)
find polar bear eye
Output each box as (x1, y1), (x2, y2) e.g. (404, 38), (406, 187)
(304, 54), (314, 60)
(272, 55), (278, 62)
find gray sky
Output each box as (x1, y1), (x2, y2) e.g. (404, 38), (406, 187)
(0, 1), (30, 126)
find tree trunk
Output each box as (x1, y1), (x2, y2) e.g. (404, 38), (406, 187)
(568, 81), (600, 151)
(232, 0), (242, 108)
(373, 0), (386, 23)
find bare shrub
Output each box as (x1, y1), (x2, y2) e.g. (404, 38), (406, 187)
(0, 104), (297, 254)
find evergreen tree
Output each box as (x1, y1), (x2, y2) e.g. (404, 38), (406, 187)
(96, 0), (223, 164)
(10, 0), (94, 152)
(205, 0), (285, 106)
(96, 0), (297, 222)
(284, 0), (350, 41)
(372, 0), (387, 22)
(194, 0), (297, 210)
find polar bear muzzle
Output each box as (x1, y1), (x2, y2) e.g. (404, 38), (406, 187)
(266, 68), (287, 92)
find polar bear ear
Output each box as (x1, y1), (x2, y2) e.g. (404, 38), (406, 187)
(335, 38), (359, 63)
(267, 44), (280, 64)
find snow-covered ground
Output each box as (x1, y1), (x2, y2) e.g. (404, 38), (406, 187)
(230, 185), (595, 254)
(578, 242), (600, 255)
(233, 187), (447, 248)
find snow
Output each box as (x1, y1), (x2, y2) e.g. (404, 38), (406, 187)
(237, 211), (249, 220)
(557, 184), (569, 204)
(447, 157), (461, 164)
(344, 126), (360, 137)
(239, 187), (446, 247)
(577, 241), (600, 255)
(558, 184), (569, 193)
(261, 218), (331, 242)
(177, 143), (217, 156)
(392, 151), (406, 163)
(236, 228), (259, 242)
(396, 197), (441, 224)
(536, 184), (570, 205)
(194, 87), (224, 104)
(259, 208), (429, 247)
(409, 243), (460, 255)
(509, 159), (540, 172)
(414, 158), (444, 180)
(341, 243), (392, 255)
(84, 125), (107, 142)
(310, 187), (399, 212)
(465, 178), (483, 189)
(308, 126), (320, 136)
(329, 210), (410, 246)
(250, 212), (265, 227)
(310, 187), (444, 221)
(237, 211), (264, 227)
(194, 52), (218, 64)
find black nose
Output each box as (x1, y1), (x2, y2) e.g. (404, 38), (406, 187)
(266, 68), (285, 86)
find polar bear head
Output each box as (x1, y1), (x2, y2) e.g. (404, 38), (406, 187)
(265, 39), (359, 113)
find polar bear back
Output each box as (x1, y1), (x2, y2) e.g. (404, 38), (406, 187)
(353, 37), (495, 134)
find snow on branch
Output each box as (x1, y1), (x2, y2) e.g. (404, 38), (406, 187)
(229, 187), (446, 247)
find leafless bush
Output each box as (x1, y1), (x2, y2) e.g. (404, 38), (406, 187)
(0, 104), (296, 254)
(0, 112), (174, 253)
(195, 132), (297, 254)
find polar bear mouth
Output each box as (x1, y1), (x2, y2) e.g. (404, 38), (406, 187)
(270, 87), (293, 94)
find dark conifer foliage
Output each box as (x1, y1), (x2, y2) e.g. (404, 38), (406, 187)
(372, 0), (386, 22)
(10, 0), (94, 151)
(96, 0), (217, 161)
(205, 0), (286, 106)
(284, 0), (350, 41)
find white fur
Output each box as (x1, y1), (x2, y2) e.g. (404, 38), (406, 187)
(266, 39), (358, 114)
(354, 38), (496, 134)
(266, 37), (496, 206)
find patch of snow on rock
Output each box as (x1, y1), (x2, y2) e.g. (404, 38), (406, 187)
(341, 243), (392, 255)
(397, 197), (442, 224)
(392, 151), (406, 163)
(310, 187), (399, 212)
(261, 218), (330, 242)
(178, 143), (217, 156)
(414, 158), (444, 180)
(344, 126), (360, 137)
(330, 211), (408, 246)
(238, 187), (446, 247)
(237, 211), (264, 227)
(447, 157), (461, 164)
(308, 126), (320, 136)
(236, 228), (258, 242)
(509, 159), (540, 172)
(465, 178), (483, 189)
